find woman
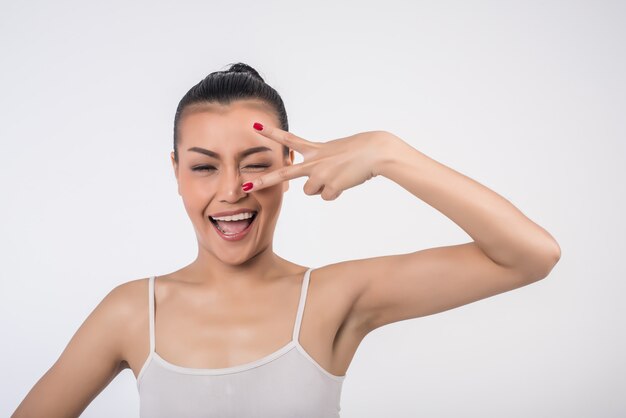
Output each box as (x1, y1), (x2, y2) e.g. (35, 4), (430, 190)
(12, 63), (561, 417)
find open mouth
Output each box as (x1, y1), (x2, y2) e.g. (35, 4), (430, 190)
(209, 211), (258, 236)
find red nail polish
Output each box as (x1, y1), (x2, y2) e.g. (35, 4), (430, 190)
(242, 182), (253, 191)
(253, 122), (264, 131)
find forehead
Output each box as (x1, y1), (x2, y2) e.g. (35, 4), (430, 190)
(178, 100), (279, 150)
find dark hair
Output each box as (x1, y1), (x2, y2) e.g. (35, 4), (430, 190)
(172, 62), (289, 164)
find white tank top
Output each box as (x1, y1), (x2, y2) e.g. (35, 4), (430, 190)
(136, 267), (346, 417)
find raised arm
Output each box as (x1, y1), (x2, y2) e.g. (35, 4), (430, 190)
(241, 123), (561, 337)
(12, 283), (134, 418)
(335, 132), (561, 333)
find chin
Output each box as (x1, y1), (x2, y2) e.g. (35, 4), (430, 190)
(207, 237), (253, 262)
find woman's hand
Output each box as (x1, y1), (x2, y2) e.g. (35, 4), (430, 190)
(244, 123), (398, 200)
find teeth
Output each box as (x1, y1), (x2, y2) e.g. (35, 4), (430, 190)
(210, 212), (256, 222)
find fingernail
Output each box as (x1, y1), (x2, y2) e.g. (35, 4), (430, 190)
(242, 182), (253, 191)
(253, 122), (264, 131)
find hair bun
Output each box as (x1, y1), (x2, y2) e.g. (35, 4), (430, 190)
(225, 62), (265, 82)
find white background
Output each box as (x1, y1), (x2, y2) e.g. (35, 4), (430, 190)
(2, 1), (624, 417)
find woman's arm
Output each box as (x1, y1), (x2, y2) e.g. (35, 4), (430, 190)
(11, 284), (133, 418)
(337, 132), (561, 333)
(244, 125), (561, 335)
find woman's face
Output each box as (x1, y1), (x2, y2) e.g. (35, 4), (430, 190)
(171, 99), (294, 265)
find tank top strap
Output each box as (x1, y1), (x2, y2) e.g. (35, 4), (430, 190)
(148, 276), (156, 353)
(292, 267), (313, 342)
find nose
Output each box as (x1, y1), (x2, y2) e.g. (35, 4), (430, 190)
(216, 165), (248, 203)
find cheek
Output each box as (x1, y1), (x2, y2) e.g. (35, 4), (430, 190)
(180, 179), (206, 195)
(256, 185), (286, 211)
(178, 179), (214, 206)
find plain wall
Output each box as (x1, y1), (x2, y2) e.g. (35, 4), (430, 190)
(1, 0), (624, 417)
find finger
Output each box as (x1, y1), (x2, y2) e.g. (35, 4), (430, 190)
(243, 159), (314, 193)
(321, 185), (342, 201)
(252, 122), (316, 155)
(302, 178), (325, 196)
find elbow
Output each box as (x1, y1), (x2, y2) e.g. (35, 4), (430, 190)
(540, 251), (561, 279)
(524, 244), (562, 282)
(543, 238), (562, 275)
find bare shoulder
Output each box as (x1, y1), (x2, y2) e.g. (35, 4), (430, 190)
(105, 277), (152, 368)
(108, 277), (149, 316)
(305, 261), (377, 375)
(114, 276), (151, 314)
(313, 261), (366, 297)
(89, 277), (150, 349)
(311, 261), (371, 335)
(11, 277), (150, 418)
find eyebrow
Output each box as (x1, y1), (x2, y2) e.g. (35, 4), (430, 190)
(187, 146), (273, 159)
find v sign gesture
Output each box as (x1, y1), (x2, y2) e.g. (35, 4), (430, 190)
(243, 122), (398, 200)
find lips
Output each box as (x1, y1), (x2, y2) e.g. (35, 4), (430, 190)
(209, 211), (258, 241)
(209, 212), (257, 233)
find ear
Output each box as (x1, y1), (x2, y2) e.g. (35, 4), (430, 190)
(282, 149), (295, 193)
(170, 151), (181, 196)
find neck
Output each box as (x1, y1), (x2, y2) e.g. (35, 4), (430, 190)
(182, 241), (291, 289)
